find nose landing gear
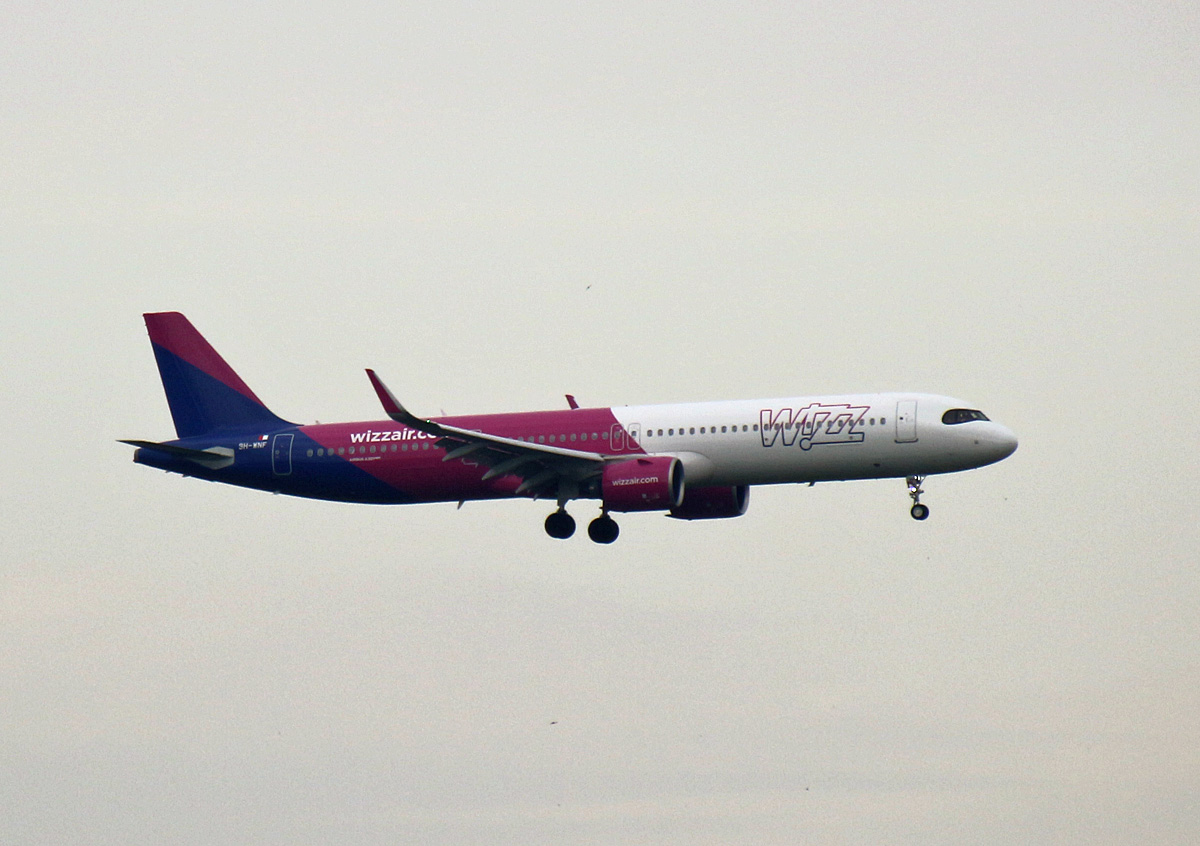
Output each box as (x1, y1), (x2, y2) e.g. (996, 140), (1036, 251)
(906, 475), (930, 520)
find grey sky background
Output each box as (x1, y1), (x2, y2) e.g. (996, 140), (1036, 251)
(3, 2), (1198, 844)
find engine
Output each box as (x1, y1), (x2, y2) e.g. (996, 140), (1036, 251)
(601, 456), (684, 512)
(668, 485), (750, 520)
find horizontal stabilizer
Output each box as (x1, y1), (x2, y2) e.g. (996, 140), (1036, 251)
(119, 439), (235, 469)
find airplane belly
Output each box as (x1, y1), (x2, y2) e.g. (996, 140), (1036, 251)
(703, 436), (903, 485)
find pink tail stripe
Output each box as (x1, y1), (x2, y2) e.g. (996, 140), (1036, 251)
(145, 312), (264, 406)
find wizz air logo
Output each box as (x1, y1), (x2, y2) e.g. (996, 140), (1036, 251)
(759, 403), (869, 450)
(611, 476), (661, 487)
(349, 429), (433, 444)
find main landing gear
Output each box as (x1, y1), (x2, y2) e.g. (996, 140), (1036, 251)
(544, 508), (576, 539)
(906, 475), (930, 521)
(544, 508), (620, 544)
(587, 513), (619, 544)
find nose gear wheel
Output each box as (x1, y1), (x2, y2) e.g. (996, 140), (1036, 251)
(906, 476), (929, 520)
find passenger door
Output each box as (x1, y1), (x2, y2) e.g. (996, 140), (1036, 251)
(894, 401), (918, 443)
(271, 433), (294, 475)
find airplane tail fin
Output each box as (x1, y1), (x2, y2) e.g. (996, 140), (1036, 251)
(143, 312), (293, 438)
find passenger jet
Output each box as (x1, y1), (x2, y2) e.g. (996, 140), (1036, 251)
(122, 312), (1018, 543)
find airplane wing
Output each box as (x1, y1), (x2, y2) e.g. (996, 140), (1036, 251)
(365, 370), (607, 499)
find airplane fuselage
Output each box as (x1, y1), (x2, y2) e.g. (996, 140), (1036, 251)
(134, 393), (1016, 505)
(125, 312), (1017, 541)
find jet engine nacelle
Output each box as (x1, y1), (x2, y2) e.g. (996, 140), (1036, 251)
(601, 456), (684, 512)
(668, 484), (750, 520)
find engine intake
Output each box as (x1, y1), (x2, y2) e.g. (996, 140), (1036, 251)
(668, 484), (750, 520)
(601, 457), (684, 512)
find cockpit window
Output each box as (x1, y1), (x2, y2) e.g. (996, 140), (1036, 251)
(942, 408), (990, 425)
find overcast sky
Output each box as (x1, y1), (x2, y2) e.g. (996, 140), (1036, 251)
(3, 2), (1198, 844)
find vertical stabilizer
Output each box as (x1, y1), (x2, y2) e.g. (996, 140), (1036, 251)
(144, 312), (292, 438)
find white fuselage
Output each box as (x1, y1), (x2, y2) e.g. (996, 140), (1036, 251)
(612, 393), (1018, 486)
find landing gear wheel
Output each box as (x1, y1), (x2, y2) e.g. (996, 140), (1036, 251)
(587, 514), (620, 544)
(544, 509), (576, 539)
(905, 475), (929, 521)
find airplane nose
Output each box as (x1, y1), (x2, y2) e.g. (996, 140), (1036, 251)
(985, 424), (1019, 462)
(1000, 427), (1018, 457)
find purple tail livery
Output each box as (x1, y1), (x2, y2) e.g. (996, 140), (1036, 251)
(146, 312), (292, 438)
(123, 312), (1017, 542)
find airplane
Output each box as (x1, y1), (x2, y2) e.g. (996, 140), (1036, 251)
(122, 312), (1018, 543)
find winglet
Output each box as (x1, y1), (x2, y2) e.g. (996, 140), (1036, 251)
(365, 369), (428, 430)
